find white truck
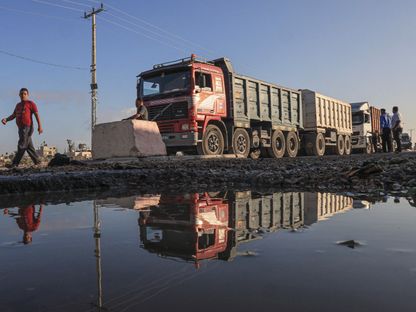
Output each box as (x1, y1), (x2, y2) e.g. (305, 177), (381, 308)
(350, 102), (381, 153)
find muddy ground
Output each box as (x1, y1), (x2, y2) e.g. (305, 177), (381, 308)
(1, 152), (415, 205)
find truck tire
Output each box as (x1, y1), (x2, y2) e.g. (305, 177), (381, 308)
(268, 130), (286, 158)
(285, 131), (299, 158)
(232, 128), (250, 158)
(344, 135), (352, 155)
(306, 133), (325, 156)
(335, 135), (345, 155)
(197, 124), (224, 155)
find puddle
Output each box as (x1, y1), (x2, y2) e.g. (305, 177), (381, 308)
(0, 191), (415, 312)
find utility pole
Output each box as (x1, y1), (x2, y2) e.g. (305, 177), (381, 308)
(84, 3), (104, 136)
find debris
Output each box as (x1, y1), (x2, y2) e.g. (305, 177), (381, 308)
(336, 240), (364, 249)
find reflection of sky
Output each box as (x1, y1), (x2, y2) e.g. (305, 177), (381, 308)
(0, 196), (415, 312)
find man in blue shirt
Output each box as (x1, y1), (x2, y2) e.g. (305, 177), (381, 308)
(380, 108), (392, 152)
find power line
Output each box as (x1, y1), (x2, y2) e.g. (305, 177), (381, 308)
(0, 5), (82, 22)
(32, 0), (84, 12)
(102, 11), (191, 48)
(98, 16), (189, 53)
(85, 0), (216, 56)
(0, 49), (88, 70)
(60, 0), (91, 9)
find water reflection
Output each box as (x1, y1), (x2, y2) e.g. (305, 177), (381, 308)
(97, 191), (355, 266)
(3, 204), (43, 244)
(1, 191), (415, 312)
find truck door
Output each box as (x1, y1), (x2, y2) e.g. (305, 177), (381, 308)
(195, 71), (226, 117)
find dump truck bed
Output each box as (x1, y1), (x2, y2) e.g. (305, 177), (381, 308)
(301, 89), (352, 135)
(213, 58), (302, 131)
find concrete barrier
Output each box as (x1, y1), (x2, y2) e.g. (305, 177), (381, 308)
(92, 120), (167, 159)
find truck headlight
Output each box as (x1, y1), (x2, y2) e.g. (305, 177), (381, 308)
(181, 123), (189, 131)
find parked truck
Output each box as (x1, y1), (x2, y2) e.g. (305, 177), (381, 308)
(301, 90), (352, 156)
(137, 55), (352, 158)
(350, 102), (381, 153)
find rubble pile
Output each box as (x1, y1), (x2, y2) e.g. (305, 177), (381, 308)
(0, 153), (415, 198)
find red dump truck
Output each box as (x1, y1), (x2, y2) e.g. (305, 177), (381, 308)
(137, 55), (352, 157)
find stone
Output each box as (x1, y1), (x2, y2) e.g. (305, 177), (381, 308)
(92, 120), (167, 159)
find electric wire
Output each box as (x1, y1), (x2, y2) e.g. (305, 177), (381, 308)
(60, 0), (91, 8)
(0, 49), (89, 70)
(0, 5), (82, 22)
(32, 0), (84, 13)
(85, 0), (216, 55)
(98, 15), (189, 53)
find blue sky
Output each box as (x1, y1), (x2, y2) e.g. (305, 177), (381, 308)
(1, 0), (415, 153)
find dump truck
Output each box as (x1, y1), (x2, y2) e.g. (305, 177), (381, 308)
(137, 55), (353, 158)
(301, 90), (352, 156)
(350, 102), (381, 153)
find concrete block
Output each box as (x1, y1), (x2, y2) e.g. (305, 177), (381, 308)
(92, 120), (167, 159)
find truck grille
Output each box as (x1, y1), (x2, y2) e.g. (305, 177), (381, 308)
(148, 101), (188, 121)
(157, 123), (175, 133)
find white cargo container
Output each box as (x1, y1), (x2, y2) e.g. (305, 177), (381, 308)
(300, 90), (352, 156)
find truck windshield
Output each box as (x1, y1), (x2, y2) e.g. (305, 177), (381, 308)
(141, 69), (190, 98)
(352, 112), (364, 125)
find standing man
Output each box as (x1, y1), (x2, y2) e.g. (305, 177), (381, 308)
(391, 106), (403, 153)
(1, 88), (43, 167)
(380, 108), (392, 153)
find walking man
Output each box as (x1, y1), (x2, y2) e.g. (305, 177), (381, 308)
(391, 106), (403, 152)
(380, 108), (392, 153)
(1, 88), (43, 167)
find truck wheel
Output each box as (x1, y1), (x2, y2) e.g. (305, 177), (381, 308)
(285, 131), (299, 157)
(268, 130), (286, 158)
(198, 124), (224, 155)
(335, 135), (345, 155)
(344, 135), (352, 155)
(232, 128), (250, 158)
(311, 133), (325, 156)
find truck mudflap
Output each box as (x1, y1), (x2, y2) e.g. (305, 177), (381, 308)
(161, 131), (198, 147)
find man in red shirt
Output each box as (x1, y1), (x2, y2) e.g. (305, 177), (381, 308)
(2, 88), (43, 167)
(4, 204), (43, 244)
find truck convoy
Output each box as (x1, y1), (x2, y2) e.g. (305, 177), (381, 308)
(137, 55), (353, 158)
(350, 102), (381, 153)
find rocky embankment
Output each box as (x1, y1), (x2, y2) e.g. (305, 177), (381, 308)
(0, 152), (415, 200)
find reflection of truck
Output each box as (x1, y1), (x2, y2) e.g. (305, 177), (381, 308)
(137, 55), (352, 158)
(139, 191), (305, 264)
(304, 192), (353, 225)
(139, 193), (229, 263)
(350, 102), (381, 153)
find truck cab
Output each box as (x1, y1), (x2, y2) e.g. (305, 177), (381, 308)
(350, 102), (373, 153)
(137, 55), (227, 155)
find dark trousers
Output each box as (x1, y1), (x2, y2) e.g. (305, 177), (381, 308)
(382, 128), (393, 153)
(13, 126), (39, 165)
(393, 128), (402, 152)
